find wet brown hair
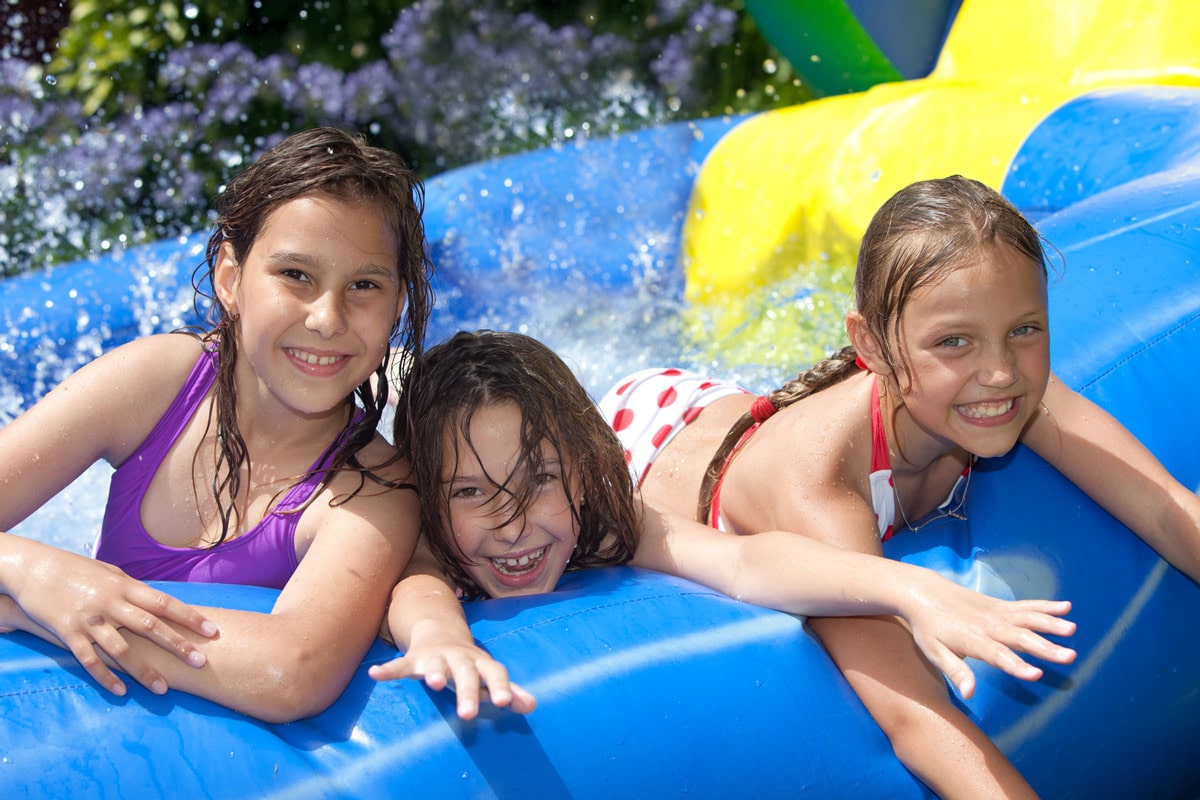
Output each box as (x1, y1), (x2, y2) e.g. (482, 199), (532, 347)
(396, 330), (640, 600)
(697, 175), (1049, 522)
(193, 127), (434, 544)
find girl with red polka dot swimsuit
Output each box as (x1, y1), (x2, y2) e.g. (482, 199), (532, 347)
(371, 329), (1076, 727)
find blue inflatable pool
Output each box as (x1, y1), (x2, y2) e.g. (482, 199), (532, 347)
(2, 84), (1200, 799)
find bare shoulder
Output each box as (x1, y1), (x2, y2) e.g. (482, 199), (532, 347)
(724, 373), (877, 539)
(78, 333), (204, 398)
(750, 374), (872, 478)
(32, 333), (204, 463)
(308, 434), (421, 545)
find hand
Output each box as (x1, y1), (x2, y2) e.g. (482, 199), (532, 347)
(369, 639), (537, 719)
(1, 540), (217, 696)
(903, 576), (1076, 699)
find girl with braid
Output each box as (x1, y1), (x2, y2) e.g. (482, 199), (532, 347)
(601, 175), (1200, 797)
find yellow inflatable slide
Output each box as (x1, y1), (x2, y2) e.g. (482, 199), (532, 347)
(684, 0), (1200, 356)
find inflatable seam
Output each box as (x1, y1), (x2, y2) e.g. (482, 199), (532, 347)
(1074, 308), (1200, 392)
(0, 682), (92, 699)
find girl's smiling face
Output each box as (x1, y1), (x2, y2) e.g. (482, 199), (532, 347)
(442, 401), (580, 598)
(892, 243), (1051, 460)
(215, 194), (404, 420)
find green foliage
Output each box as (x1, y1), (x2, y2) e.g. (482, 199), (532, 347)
(9, 0), (811, 275)
(49, 0), (412, 117)
(50, 0), (192, 114)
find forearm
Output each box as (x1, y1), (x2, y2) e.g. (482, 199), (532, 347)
(0, 531), (53, 595)
(373, 559), (537, 717)
(115, 605), (375, 723)
(730, 530), (924, 618)
(387, 567), (473, 652)
(810, 616), (1037, 800)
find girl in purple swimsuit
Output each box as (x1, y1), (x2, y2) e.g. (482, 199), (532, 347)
(0, 128), (433, 723)
(369, 329), (1078, 724)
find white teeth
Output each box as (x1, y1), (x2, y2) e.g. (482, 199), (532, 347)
(960, 399), (1014, 419)
(290, 350), (341, 366)
(492, 547), (547, 574)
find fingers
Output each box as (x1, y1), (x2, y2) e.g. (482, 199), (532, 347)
(122, 589), (217, 667)
(942, 657), (977, 700)
(1001, 626), (1077, 666)
(1024, 609), (1077, 639)
(139, 588), (219, 639)
(367, 656), (417, 683)
(115, 609), (209, 669)
(507, 681), (538, 714)
(80, 620), (180, 696)
(368, 650), (538, 717)
(64, 633), (128, 696)
(954, 623), (1075, 686)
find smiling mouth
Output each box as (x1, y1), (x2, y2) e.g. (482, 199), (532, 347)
(490, 546), (548, 576)
(958, 398), (1015, 419)
(287, 349), (345, 366)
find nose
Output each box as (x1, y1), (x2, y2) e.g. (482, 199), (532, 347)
(306, 291), (347, 338)
(978, 342), (1017, 388)
(491, 510), (528, 547)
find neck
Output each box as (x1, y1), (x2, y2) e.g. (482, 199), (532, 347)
(879, 378), (969, 478)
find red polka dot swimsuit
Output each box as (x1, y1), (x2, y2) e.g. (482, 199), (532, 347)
(600, 368), (969, 539)
(598, 367), (750, 487)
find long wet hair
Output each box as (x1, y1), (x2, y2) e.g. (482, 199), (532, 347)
(697, 175), (1050, 522)
(397, 330), (640, 600)
(193, 127), (434, 545)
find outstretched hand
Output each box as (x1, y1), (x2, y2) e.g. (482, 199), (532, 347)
(0, 542), (217, 696)
(369, 639), (537, 719)
(903, 575), (1076, 699)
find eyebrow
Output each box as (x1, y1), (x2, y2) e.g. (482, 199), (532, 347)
(266, 250), (397, 279)
(442, 454), (563, 488)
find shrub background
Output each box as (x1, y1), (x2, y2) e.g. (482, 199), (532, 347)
(0, 0), (807, 276)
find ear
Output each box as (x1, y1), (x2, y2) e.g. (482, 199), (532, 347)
(845, 310), (892, 376)
(213, 241), (241, 318)
(393, 285), (408, 327)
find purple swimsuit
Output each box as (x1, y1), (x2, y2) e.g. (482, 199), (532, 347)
(94, 347), (353, 589)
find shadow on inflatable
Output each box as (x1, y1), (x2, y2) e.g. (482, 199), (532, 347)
(3, 2), (1200, 798)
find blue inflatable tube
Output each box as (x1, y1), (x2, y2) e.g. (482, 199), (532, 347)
(3, 87), (1200, 798)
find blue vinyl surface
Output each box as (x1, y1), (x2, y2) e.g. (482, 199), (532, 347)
(3, 87), (1200, 798)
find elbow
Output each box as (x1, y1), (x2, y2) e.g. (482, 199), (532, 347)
(238, 646), (355, 724)
(883, 712), (935, 771)
(251, 680), (341, 725)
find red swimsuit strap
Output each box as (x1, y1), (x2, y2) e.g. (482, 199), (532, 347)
(709, 419), (763, 528)
(870, 377), (891, 473)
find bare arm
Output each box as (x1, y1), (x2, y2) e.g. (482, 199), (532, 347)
(662, 479), (1050, 799)
(0, 336), (220, 693)
(369, 538), (536, 718)
(108, 473), (421, 723)
(632, 502), (1075, 698)
(811, 615), (1039, 799)
(1, 451), (421, 722)
(1027, 373), (1200, 581)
